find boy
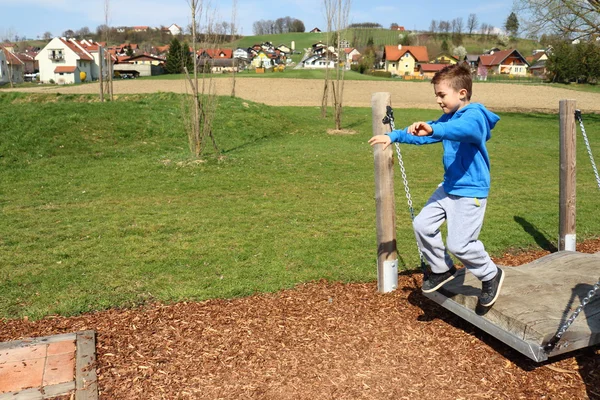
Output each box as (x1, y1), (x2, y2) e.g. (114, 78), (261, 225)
(368, 64), (504, 307)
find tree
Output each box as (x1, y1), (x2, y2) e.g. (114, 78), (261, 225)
(63, 29), (75, 38)
(429, 20), (438, 35)
(504, 12), (519, 37)
(513, 0), (600, 40)
(77, 26), (91, 38)
(165, 37), (183, 74)
(467, 13), (478, 35)
(181, 41), (194, 73)
(43, 31), (53, 41)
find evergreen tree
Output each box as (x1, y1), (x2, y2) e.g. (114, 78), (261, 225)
(441, 39), (449, 52)
(504, 12), (519, 37)
(181, 41), (195, 74)
(165, 37), (183, 74)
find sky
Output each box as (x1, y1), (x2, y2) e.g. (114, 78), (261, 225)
(0, 0), (513, 41)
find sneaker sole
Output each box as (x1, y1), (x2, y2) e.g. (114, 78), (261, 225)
(479, 269), (505, 307)
(422, 272), (456, 294)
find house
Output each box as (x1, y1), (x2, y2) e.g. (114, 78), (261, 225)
(198, 48), (233, 59)
(344, 48), (361, 68)
(430, 53), (459, 65)
(310, 27), (322, 33)
(276, 44), (291, 54)
(15, 52), (38, 74)
(133, 26), (149, 32)
(391, 25), (405, 31)
(35, 37), (101, 84)
(418, 63), (447, 79)
(477, 49), (529, 79)
(0, 46), (25, 84)
(233, 47), (249, 60)
(114, 53), (165, 77)
(383, 45), (429, 76)
(525, 51), (548, 78)
(302, 54), (336, 69)
(197, 58), (239, 73)
(167, 24), (182, 35)
(251, 50), (273, 69)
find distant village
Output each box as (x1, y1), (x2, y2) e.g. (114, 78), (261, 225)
(0, 23), (548, 86)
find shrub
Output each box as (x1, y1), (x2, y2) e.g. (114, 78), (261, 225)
(372, 71), (392, 78)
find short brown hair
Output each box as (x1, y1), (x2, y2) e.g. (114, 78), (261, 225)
(431, 64), (473, 100)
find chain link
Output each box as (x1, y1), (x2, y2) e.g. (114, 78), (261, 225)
(575, 110), (600, 191)
(545, 110), (600, 352)
(383, 107), (427, 267)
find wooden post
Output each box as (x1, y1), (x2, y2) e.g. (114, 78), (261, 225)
(372, 92), (398, 293)
(559, 99), (576, 251)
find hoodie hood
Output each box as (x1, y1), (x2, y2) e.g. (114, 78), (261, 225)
(454, 103), (500, 140)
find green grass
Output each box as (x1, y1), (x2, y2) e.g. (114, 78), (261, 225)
(1, 92), (599, 320)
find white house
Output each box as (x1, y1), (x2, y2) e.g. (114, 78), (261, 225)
(35, 37), (101, 84)
(303, 54), (336, 69)
(233, 47), (249, 60)
(168, 24), (182, 35)
(0, 48), (8, 85)
(0, 46), (25, 85)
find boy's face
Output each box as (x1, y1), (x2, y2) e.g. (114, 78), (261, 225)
(433, 80), (469, 114)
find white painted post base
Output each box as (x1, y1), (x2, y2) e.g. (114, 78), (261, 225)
(378, 259), (398, 293)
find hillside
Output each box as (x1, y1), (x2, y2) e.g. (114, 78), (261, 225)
(230, 29), (541, 59)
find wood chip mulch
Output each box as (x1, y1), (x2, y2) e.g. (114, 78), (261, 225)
(2, 240), (600, 400)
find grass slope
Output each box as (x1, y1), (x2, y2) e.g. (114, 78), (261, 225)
(1, 93), (599, 320)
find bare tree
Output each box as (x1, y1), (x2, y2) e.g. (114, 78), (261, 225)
(429, 20), (438, 35)
(513, 0), (600, 40)
(184, 0), (219, 158)
(467, 13), (479, 35)
(321, 0), (336, 118)
(103, 0), (113, 101)
(230, 0), (238, 98)
(331, 0), (351, 130)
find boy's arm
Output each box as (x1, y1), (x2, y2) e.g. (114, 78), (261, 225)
(388, 127), (440, 145)
(429, 109), (486, 143)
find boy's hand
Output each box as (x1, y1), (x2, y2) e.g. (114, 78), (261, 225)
(407, 121), (433, 136)
(368, 135), (391, 149)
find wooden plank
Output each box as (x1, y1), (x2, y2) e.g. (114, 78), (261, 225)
(0, 333), (76, 351)
(75, 331), (98, 400)
(426, 251), (599, 360)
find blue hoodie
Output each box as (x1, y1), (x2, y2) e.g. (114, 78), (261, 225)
(387, 103), (500, 198)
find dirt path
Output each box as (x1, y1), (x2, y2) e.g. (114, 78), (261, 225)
(8, 77), (600, 113)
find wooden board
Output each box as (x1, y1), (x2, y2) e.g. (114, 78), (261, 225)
(423, 251), (600, 362)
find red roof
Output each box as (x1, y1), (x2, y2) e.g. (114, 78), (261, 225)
(59, 38), (93, 61)
(54, 66), (77, 73)
(1, 47), (25, 64)
(384, 45), (429, 62)
(478, 49), (526, 67)
(419, 64), (448, 72)
(197, 48), (233, 58)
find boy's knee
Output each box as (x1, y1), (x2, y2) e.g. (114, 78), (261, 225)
(413, 216), (435, 237)
(446, 237), (468, 257)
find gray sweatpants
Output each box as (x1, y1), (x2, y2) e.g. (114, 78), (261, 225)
(413, 185), (498, 282)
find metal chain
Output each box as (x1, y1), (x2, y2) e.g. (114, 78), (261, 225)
(382, 106), (427, 268)
(575, 110), (600, 190)
(545, 110), (600, 352)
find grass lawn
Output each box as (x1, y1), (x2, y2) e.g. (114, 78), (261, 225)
(1, 92), (599, 320)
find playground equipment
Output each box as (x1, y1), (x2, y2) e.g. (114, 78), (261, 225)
(371, 93), (600, 362)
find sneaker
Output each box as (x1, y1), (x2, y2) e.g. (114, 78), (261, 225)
(479, 268), (505, 307)
(422, 266), (457, 293)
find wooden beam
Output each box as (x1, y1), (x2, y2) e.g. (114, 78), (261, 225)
(372, 92), (398, 293)
(559, 99), (577, 251)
